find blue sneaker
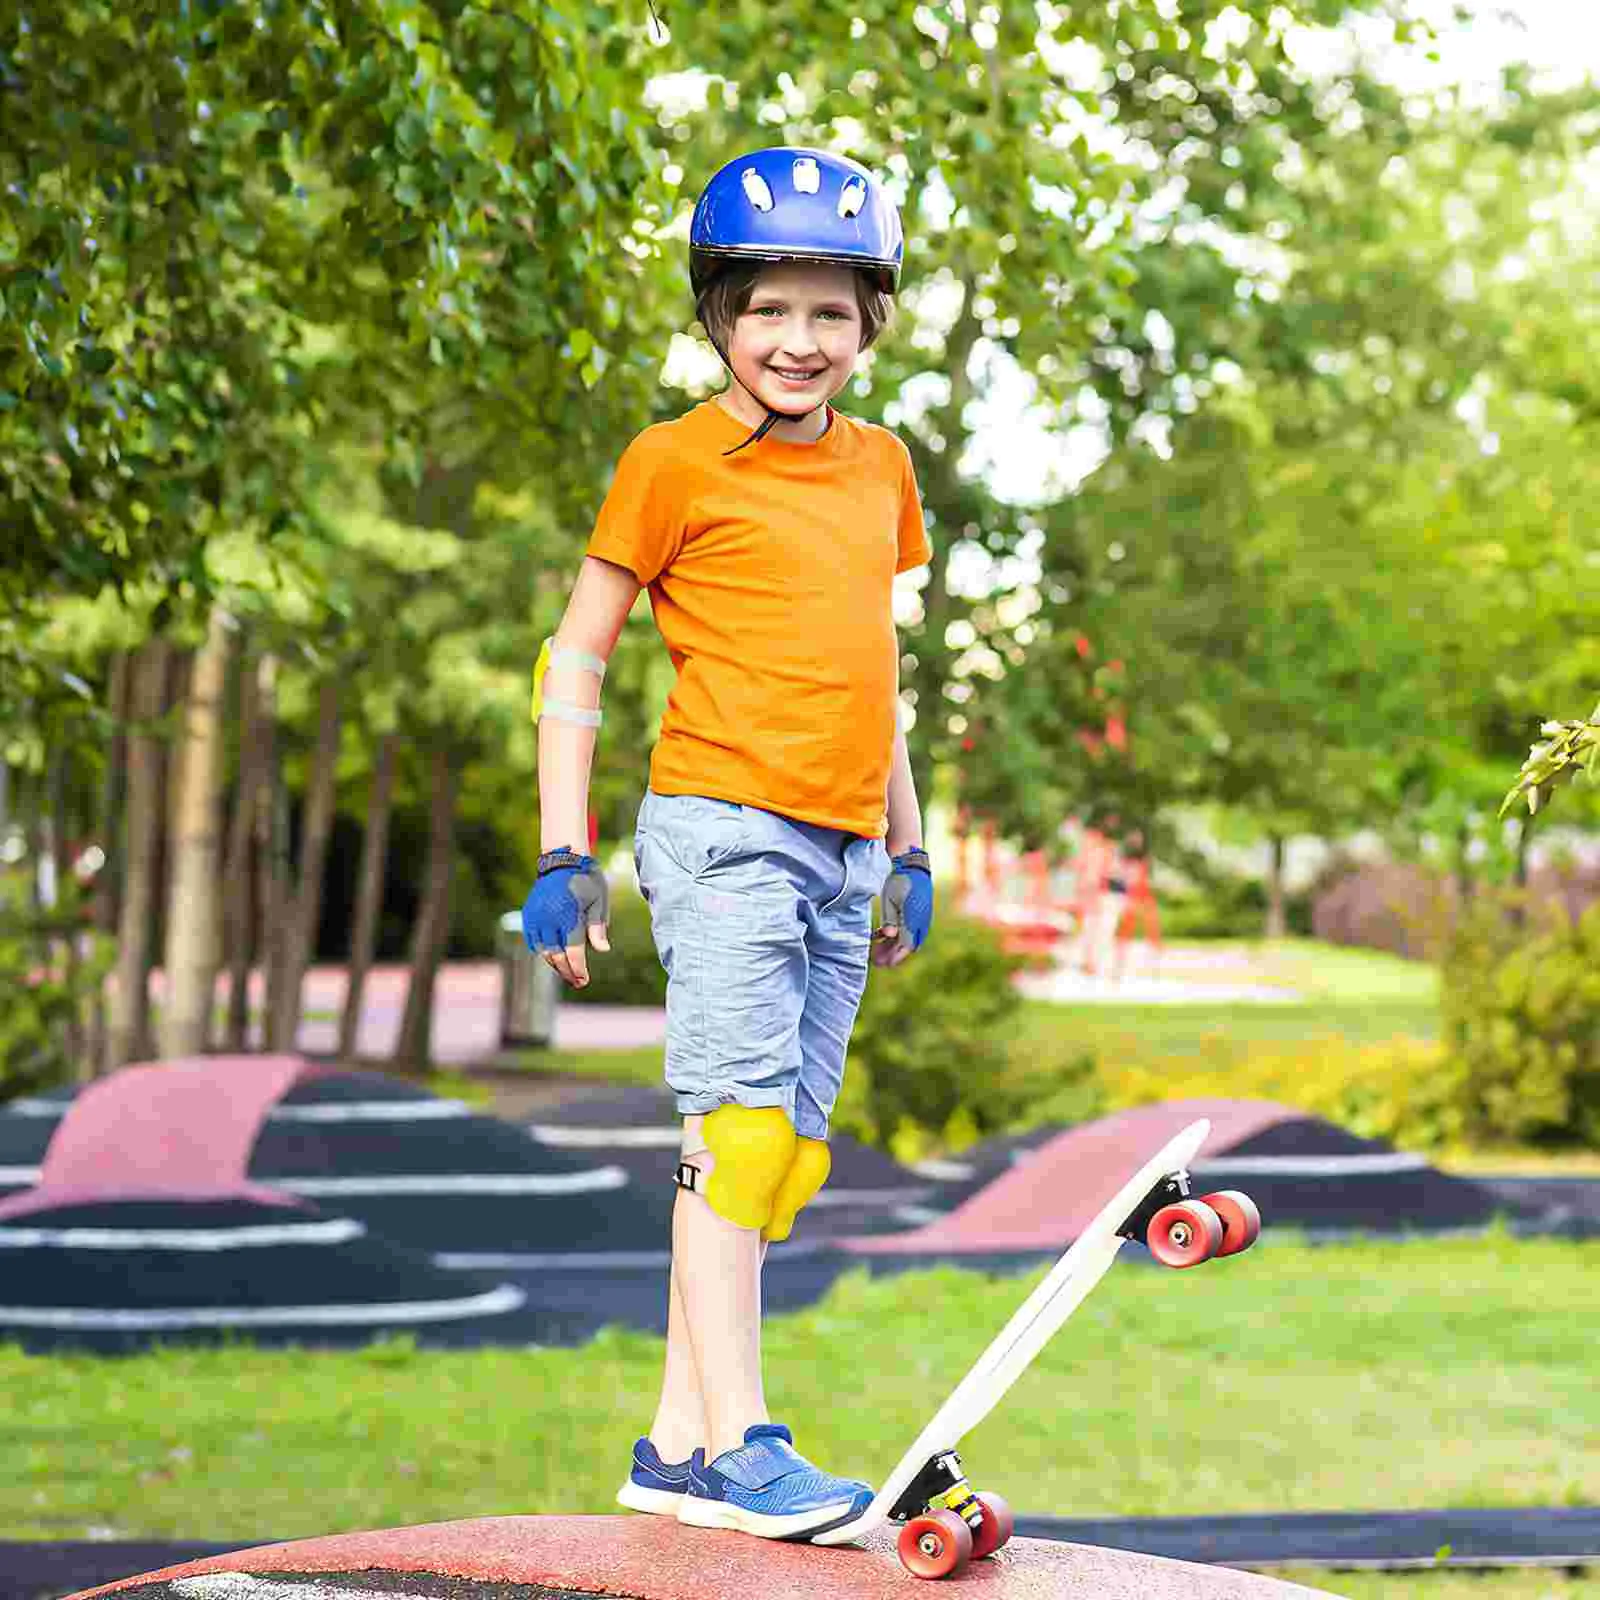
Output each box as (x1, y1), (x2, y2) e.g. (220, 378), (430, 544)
(676, 1422), (874, 1541)
(616, 1436), (694, 1515)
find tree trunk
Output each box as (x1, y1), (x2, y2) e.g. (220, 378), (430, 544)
(45, 745), (84, 1070)
(271, 677), (342, 1051)
(1264, 831), (1287, 941)
(86, 650), (131, 1080)
(1509, 816), (1532, 930)
(159, 608), (232, 1059)
(223, 637), (261, 1050)
(106, 639), (172, 1072)
(255, 655), (294, 1050)
(338, 729), (398, 1061)
(392, 746), (456, 1074)
(23, 762), (44, 913)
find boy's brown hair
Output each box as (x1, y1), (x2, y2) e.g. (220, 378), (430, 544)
(696, 262), (896, 354)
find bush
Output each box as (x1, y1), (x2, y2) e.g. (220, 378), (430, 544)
(1311, 851), (1600, 964)
(1153, 875), (1314, 941)
(564, 876), (668, 1007)
(1438, 892), (1600, 1147)
(834, 910), (1076, 1163)
(1311, 858), (1457, 961)
(1097, 1032), (1464, 1152)
(0, 876), (114, 1102)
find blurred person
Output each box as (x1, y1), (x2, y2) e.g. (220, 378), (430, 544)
(519, 148), (933, 1545)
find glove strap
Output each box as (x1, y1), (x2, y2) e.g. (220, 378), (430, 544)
(537, 847), (594, 876)
(892, 847), (932, 875)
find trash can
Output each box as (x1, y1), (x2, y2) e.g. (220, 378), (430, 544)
(497, 910), (560, 1048)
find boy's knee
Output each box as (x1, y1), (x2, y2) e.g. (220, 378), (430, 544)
(675, 1104), (796, 1231)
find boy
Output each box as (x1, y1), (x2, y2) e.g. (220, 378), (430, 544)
(522, 147), (934, 1543)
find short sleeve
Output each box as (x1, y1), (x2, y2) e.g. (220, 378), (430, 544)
(894, 437), (932, 574)
(584, 429), (686, 586)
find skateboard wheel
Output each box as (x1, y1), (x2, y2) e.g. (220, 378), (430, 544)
(1198, 1189), (1261, 1256)
(969, 1491), (1015, 1559)
(898, 1509), (973, 1579)
(1147, 1199), (1223, 1267)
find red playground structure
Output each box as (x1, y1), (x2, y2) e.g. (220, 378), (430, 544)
(950, 811), (1162, 972)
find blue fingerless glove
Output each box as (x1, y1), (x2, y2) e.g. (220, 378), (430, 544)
(522, 847), (610, 952)
(877, 847), (934, 956)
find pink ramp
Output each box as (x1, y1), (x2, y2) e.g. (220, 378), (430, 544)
(64, 1512), (1334, 1600)
(0, 1054), (328, 1223)
(841, 1099), (1300, 1256)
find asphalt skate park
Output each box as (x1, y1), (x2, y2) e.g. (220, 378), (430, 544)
(4, 1009), (1600, 1598)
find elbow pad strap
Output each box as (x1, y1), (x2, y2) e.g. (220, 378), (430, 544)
(533, 637), (607, 726)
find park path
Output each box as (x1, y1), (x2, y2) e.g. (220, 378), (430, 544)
(135, 940), (1298, 1067)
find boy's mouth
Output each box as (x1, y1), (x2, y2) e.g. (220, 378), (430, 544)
(770, 365), (825, 382)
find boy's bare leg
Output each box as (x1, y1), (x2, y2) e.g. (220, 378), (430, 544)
(648, 1113), (771, 1463)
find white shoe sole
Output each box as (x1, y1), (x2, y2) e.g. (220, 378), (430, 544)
(676, 1490), (861, 1539)
(616, 1479), (687, 1515)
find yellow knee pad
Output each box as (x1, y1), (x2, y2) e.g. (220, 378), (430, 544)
(763, 1135), (830, 1243)
(686, 1105), (831, 1240)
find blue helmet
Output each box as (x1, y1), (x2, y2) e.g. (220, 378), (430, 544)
(690, 147), (903, 303)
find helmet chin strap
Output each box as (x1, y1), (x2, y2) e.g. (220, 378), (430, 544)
(706, 329), (828, 458)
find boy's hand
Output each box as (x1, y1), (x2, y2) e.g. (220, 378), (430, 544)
(874, 848), (933, 967)
(523, 850), (610, 988)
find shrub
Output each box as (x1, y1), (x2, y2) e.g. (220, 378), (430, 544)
(1311, 850), (1600, 964)
(0, 876), (114, 1102)
(1311, 859), (1458, 961)
(1098, 1032), (1464, 1152)
(1438, 892), (1600, 1147)
(565, 876), (667, 1007)
(830, 911), (1062, 1164)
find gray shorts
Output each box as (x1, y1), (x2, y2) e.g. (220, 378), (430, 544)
(633, 788), (889, 1142)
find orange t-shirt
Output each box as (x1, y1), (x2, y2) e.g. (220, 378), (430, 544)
(585, 397), (931, 838)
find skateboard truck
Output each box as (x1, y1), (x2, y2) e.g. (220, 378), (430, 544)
(1115, 1167), (1194, 1244)
(888, 1449), (981, 1531)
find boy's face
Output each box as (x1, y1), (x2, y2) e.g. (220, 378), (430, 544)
(721, 261), (863, 436)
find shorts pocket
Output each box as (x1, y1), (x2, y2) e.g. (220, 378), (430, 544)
(640, 793), (749, 882)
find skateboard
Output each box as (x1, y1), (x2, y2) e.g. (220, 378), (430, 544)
(810, 1117), (1260, 1579)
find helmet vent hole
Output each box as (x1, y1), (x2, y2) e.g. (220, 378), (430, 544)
(741, 170), (774, 211)
(837, 177), (866, 218)
(793, 156), (821, 194)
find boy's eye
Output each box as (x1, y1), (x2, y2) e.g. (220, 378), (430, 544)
(753, 307), (845, 319)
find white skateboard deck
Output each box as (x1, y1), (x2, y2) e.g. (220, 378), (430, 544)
(811, 1117), (1213, 1547)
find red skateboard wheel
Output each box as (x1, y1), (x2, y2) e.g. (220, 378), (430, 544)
(969, 1490), (1015, 1559)
(898, 1509), (974, 1579)
(1147, 1199), (1223, 1267)
(1197, 1189), (1261, 1256)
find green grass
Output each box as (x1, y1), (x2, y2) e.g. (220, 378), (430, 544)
(7, 939), (1596, 1600)
(2, 1231), (1594, 1546)
(1270, 1572), (1596, 1598)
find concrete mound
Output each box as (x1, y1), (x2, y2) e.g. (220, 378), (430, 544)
(62, 1513), (1337, 1600)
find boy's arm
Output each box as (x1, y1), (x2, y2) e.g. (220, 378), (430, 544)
(539, 555), (642, 854)
(885, 677), (924, 857)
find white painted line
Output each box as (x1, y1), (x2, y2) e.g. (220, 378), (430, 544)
(529, 1123), (680, 1147)
(0, 1218), (366, 1251)
(267, 1100), (475, 1122)
(1191, 1152), (1430, 1177)
(433, 1241), (828, 1270)
(3, 1099), (67, 1119)
(175, 1577), (416, 1600)
(0, 1283), (526, 1330)
(0, 1166), (41, 1185)
(909, 1157), (977, 1180)
(276, 1167), (629, 1196)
